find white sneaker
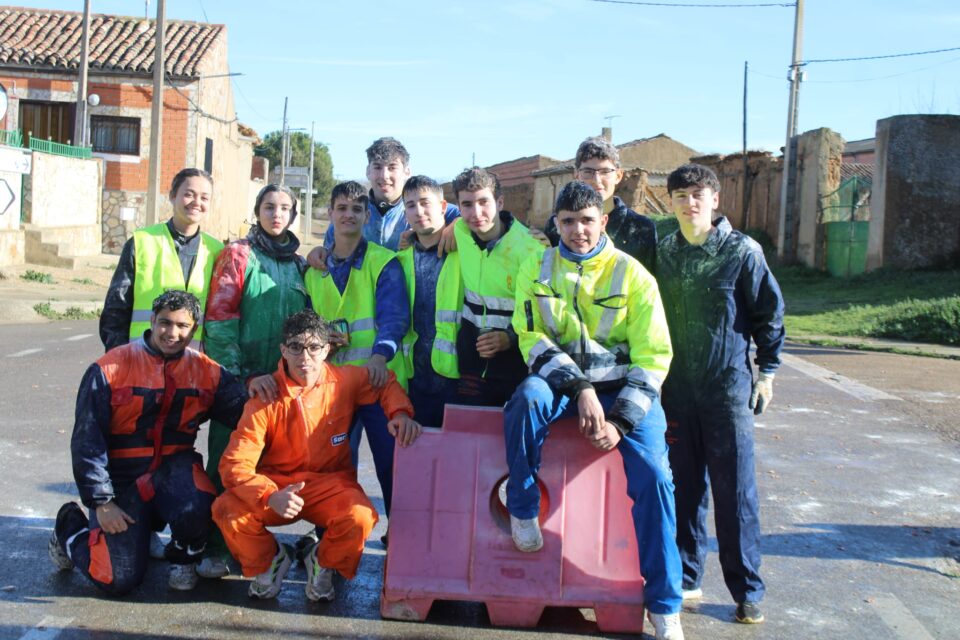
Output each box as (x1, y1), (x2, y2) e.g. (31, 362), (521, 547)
(647, 611), (684, 640)
(196, 555), (230, 579)
(248, 543), (292, 599)
(304, 543), (335, 602)
(509, 514), (543, 552)
(149, 531), (166, 560)
(168, 564), (198, 591)
(681, 587), (703, 600)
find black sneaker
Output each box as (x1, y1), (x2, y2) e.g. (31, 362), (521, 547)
(294, 529), (321, 564)
(49, 502), (88, 571)
(735, 601), (764, 624)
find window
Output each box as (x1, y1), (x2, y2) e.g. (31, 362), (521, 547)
(90, 116), (140, 155)
(204, 137), (213, 173)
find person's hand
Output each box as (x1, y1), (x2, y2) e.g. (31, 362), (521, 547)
(398, 229), (414, 251)
(577, 387), (605, 438)
(248, 374), (278, 403)
(387, 412), (422, 447)
(749, 372), (775, 415)
(366, 354), (389, 388)
(437, 223), (458, 257)
(588, 421), (622, 451)
(96, 501), (135, 534)
(267, 482), (305, 519)
(528, 228), (552, 248)
(476, 330), (510, 358)
(306, 246), (328, 271)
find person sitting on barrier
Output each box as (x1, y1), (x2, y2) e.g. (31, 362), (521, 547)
(503, 181), (684, 640)
(657, 163), (784, 626)
(212, 310), (420, 602)
(397, 176), (463, 428)
(48, 290), (248, 595)
(534, 136), (658, 275)
(451, 166), (545, 408)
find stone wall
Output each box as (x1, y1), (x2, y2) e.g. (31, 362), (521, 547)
(794, 128), (844, 269)
(868, 115), (960, 270)
(25, 152), (101, 229)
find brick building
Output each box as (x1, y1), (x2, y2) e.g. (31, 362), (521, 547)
(0, 7), (260, 253)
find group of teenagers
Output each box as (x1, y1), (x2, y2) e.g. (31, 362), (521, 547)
(48, 134), (785, 640)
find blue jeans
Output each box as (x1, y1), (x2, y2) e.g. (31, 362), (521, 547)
(503, 375), (682, 615)
(349, 403), (395, 516)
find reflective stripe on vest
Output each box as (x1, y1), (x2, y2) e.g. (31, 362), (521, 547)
(130, 223), (223, 344)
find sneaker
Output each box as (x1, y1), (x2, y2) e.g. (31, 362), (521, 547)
(735, 601), (765, 624)
(149, 531), (167, 560)
(196, 555), (230, 579)
(681, 587), (703, 600)
(509, 514), (543, 552)
(168, 563), (199, 591)
(647, 611), (685, 640)
(49, 502), (87, 571)
(294, 530), (321, 565)
(304, 543), (335, 602)
(248, 543), (293, 599)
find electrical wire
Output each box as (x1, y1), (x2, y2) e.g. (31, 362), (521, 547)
(749, 53), (960, 84)
(803, 45), (960, 65)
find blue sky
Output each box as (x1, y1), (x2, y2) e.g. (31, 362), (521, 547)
(13, 0), (960, 181)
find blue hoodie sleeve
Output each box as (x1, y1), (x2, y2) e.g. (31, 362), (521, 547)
(71, 363), (115, 508)
(323, 224), (335, 250)
(372, 257), (411, 361)
(443, 203), (461, 225)
(740, 246), (785, 374)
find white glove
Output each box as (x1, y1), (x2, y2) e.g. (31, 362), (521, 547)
(750, 372), (775, 415)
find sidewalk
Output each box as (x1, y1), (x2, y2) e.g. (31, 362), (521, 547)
(790, 333), (960, 359)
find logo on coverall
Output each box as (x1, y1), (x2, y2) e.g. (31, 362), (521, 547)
(331, 432), (348, 446)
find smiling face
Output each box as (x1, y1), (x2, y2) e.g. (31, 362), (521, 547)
(257, 190), (295, 238)
(169, 176), (212, 234)
(366, 157), (410, 203)
(670, 185), (719, 237)
(556, 206), (608, 255)
(280, 331), (330, 387)
(148, 308), (197, 356)
(403, 188), (447, 237)
(457, 187), (503, 241)
(330, 196), (368, 239)
(574, 158), (623, 203)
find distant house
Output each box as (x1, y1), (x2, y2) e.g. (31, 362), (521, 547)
(0, 6), (262, 253)
(843, 138), (875, 165)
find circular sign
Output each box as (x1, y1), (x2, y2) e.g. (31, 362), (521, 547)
(0, 84), (7, 122)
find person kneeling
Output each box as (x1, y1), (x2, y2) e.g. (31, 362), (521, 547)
(212, 310), (420, 602)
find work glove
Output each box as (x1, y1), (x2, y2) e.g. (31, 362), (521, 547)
(749, 372), (775, 415)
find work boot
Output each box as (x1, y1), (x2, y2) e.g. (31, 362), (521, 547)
(304, 543), (335, 602)
(647, 611), (685, 640)
(168, 563), (199, 591)
(49, 502), (87, 571)
(510, 514), (543, 552)
(248, 543), (293, 599)
(735, 601), (764, 624)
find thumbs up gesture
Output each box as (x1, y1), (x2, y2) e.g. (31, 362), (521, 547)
(267, 481), (306, 519)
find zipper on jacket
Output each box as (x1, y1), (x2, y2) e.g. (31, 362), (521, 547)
(296, 395), (312, 467)
(572, 262), (587, 372)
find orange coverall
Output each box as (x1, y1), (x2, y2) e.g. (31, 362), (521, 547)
(212, 360), (414, 578)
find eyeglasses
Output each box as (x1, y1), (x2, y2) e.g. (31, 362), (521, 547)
(577, 167), (618, 178)
(284, 342), (326, 356)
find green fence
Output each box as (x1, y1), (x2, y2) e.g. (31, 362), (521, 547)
(821, 176), (871, 277)
(28, 137), (93, 159)
(0, 129), (23, 147)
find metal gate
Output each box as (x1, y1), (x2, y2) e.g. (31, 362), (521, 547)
(822, 175), (871, 277)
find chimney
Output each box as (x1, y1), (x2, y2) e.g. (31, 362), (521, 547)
(601, 126), (613, 142)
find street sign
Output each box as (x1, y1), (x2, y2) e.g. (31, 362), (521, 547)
(0, 147), (31, 174)
(0, 178), (16, 215)
(270, 166), (310, 189)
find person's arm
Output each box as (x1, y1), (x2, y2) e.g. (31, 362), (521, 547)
(607, 270), (673, 435)
(207, 366), (250, 430)
(639, 216), (658, 277)
(71, 364), (115, 509)
(351, 366), (420, 446)
(371, 258), (411, 362)
(741, 247), (786, 376)
(218, 399), (280, 507)
(99, 238), (136, 351)
(203, 243), (248, 377)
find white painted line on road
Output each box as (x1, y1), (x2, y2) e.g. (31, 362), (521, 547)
(5, 348), (42, 358)
(868, 594), (935, 640)
(64, 333), (93, 342)
(19, 616), (73, 640)
(781, 353), (902, 402)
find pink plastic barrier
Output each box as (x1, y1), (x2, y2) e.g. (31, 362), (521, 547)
(380, 404), (645, 633)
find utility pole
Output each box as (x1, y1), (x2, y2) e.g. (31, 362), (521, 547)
(73, 0), (91, 147)
(279, 97), (288, 186)
(776, 0), (804, 260)
(145, 0), (165, 226)
(742, 60), (749, 228)
(306, 121), (315, 240)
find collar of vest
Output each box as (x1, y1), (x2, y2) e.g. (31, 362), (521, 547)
(327, 237), (369, 271)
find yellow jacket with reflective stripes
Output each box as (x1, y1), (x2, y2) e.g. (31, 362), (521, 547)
(512, 238), (673, 430)
(396, 247), (462, 380)
(304, 241), (409, 388)
(130, 223), (223, 344)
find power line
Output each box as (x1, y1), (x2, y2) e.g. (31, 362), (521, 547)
(590, 0), (794, 7)
(803, 45), (960, 65)
(749, 53), (960, 84)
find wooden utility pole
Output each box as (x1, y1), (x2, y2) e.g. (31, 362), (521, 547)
(145, 0), (166, 226)
(306, 120), (315, 239)
(73, 0), (91, 147)
(776, 0), (804, 259)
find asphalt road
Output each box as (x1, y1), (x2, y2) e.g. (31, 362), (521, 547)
(0, 320), (957, 640)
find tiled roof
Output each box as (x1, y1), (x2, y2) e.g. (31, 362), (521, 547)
(0, 7), (223, 78)
(840, 162), (874, 182)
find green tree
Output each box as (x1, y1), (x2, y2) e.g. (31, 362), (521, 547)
(255, 131), (335, 210)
